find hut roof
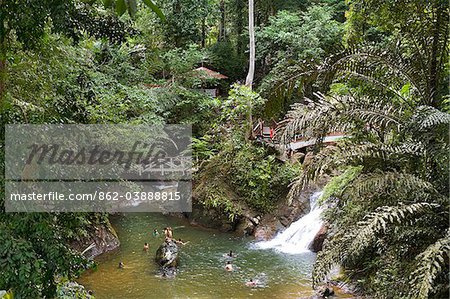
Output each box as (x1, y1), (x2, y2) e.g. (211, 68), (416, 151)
(193, 67), (228, 79)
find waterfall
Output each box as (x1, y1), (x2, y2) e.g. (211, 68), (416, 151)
(255, 191), (324, 254)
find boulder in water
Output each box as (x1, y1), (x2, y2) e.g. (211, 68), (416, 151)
(155, 239), (179, 268)
(309, 223), (328, 252)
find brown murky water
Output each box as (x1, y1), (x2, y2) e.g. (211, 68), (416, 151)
(78, 214), (349, 298)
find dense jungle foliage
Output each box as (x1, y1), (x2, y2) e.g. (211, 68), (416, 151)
(0, 0), (448, 298)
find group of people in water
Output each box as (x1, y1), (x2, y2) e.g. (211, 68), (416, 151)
(144, 227), (189, 251)
(224, 250), (258, 287)
(119, 226), (257, 287)
(120, 226), (188, 269)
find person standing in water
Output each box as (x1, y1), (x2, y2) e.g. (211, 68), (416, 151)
(163, 227), (173, 239)
(152, 229), (159, 237)
(143, 243), (149, 251)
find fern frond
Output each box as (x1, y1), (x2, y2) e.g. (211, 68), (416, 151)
(409, 105), (450, 131)
(312, 231), (351, 288)
(409, 230), (450, 299)
(347, 203), (440, 259)
(292, 141), (425, 192)
(347, 104), (403, 131)
(320, 48), (428, 103)
(343, 171), (437, 202)
(313, 203), (441, 288)
(280, 92), (406, 146)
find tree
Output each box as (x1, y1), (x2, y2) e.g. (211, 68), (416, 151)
(256, 5), (344, 119)
(101, 0), (165, 20)
(0, 0), (71, 106)
(245, 0), (255, 87)
(0, 0), (165, 107)
(244, 0), (255, 139)
(344, 0), (448, 107)
(162, 0), (215, 47)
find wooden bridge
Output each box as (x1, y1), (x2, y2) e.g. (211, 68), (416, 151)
(287, 132), (346, 151)
(253, 122), (346, 151)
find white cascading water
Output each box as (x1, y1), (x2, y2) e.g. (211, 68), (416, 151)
(255, 191), (324, 254)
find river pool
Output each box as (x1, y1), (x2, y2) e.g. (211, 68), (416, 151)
(78, 214), (324, 298)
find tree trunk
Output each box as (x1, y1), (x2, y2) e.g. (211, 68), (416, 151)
(0, 7), (6, 108)
(201, 17), (206, 48)
(245, 0), (255, 88)
(429, 8), (442, 107)
(245, 0), (255, 140)
(235, 0), (244, 55)
(0, 49), (5, 108)
(218, 0), (225, 41)
(173, 0), (182, 47)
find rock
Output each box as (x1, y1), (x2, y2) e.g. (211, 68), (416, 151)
(309, 224), (328, 252)
(303, 151), (315, 167)
(235, 217), (256, 236)
(316, 285), (335, 298)
(253, 187), (319, 240)
(160, 266), (177, 278)
(279, 215), (290, 227)
(155, 239), (179, 268)
(251, 215), (261, 225)
(253, 216), (285, 241)
(329, 280), (361, 297)
(235, 214), (262, 236)
(187, 201), (236, 232)
(70, 222), (120, 259)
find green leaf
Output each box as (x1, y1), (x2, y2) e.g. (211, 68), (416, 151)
(103, 0), (113, 7)
(142, 0), (166, 21)
(116, 0), (127, 16)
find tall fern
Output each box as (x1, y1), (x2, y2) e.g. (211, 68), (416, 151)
(409, 230), (450, 298)
(279, 43), (449, 298)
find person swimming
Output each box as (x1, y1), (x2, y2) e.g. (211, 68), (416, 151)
(245, 279), (257, 287)
(175, 238), (188, 245)
(118, 261), (124, 269)
(223, 250), (236, 258)
(143, 242), (149, 251)
(225, 261), (233, 271)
